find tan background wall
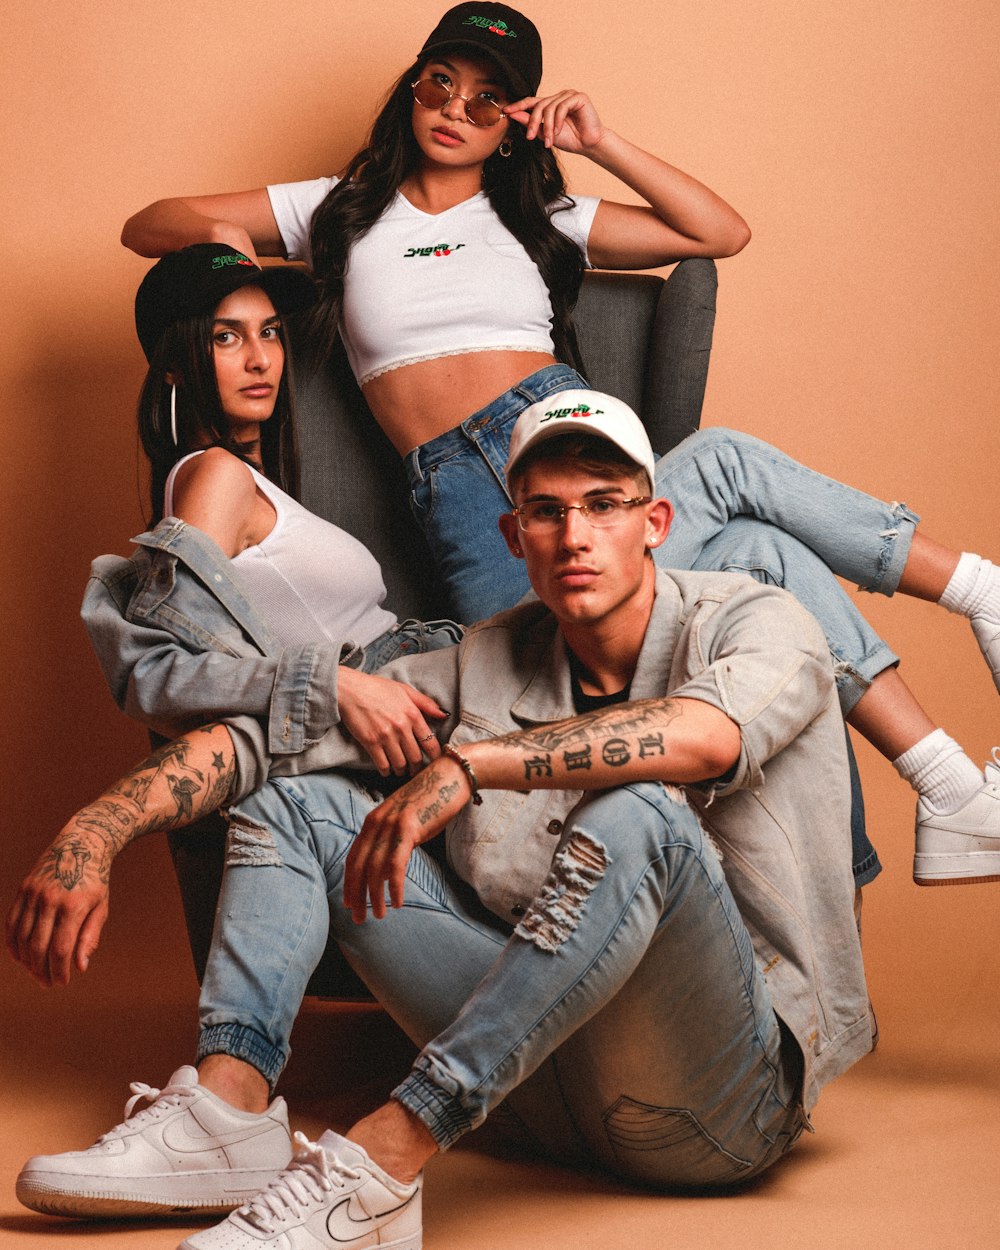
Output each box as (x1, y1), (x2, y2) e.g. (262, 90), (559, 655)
(2, 1), (998, 1243)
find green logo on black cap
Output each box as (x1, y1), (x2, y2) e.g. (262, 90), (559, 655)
(463, 15), (517, 36)
(211, 252), (255, 269)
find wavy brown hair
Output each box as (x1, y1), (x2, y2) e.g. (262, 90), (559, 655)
(300, 50), (586, 374)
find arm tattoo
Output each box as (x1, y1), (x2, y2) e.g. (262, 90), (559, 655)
(499, 700), (689, 785)
(601, 738), (631, 767)
(524, 753), (553, 780)
(638, 732), (665, 758)
(109, 740), (203, 813)
(562, 746), (592, 771)
(51, 840), (92, 889)
(417, 778), (461, 827)
(500, 699), (683, 753)
(41, 735), (236, 892)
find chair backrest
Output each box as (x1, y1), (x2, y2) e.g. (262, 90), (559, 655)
(168, 259), (718, 995)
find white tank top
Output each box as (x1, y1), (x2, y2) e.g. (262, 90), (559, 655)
(267, 177), (599, 385)
(164, 451), (396, 650)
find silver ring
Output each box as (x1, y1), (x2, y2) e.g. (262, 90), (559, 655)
(420, 733), (437, 743)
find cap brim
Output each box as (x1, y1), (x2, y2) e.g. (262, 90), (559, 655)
(255, 266), (317, 316)
(420, 37), (533, 98)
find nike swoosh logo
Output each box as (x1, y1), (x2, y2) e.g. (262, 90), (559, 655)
(160, 1115), (277, 1156)
(326, 1192), (416, 1242)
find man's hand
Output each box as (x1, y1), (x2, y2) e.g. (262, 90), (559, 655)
(337, 668), (447, 777)
(7, 819), (113, 987)
(343, 756), (471, 923)
(7, 724), (236, 987)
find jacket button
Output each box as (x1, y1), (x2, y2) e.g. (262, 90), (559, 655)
(511, 904), (526, 918)
(546, 820), (562, 836)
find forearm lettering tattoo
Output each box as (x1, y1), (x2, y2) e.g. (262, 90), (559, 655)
(372, 767), (462, 837)
(601, 738), (631, 767)
(563, 746), (592, 772)
(500, 700), (685, 785)
(418, 778), (461, 827)
(638, 732), (666, 758)
(524, 754), (554, 780)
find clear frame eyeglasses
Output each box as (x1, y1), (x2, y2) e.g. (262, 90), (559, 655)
(512, 496), (653, 533)
(411, 77), (507, 128)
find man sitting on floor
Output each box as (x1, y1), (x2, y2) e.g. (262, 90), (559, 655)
(13, 392), (872, 1249)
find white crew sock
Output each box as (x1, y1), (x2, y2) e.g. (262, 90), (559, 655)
(938, 553), (1000, 621)
(892, 729), (983, 814)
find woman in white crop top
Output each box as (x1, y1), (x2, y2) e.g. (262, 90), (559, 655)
(132, 245), (462, 777)
(123, 4), (1000, 863)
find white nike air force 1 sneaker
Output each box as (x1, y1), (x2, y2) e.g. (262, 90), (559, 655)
(179, 1130), (422, 1250)
(16, 1066), (292, 1218)
(971, 611), (1000, 694)
(914, 748), (1000, 885)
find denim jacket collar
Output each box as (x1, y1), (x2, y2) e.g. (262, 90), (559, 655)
(128, 518), (279, 654)
(509, 571), (684, 723)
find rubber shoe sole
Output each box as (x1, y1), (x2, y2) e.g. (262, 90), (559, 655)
(16, 1166), (285, 1220)
(913, 855), (1000, 887)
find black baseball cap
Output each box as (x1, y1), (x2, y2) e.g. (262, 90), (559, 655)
(134, 244), (317, 363)
(419, 4), (542, 97)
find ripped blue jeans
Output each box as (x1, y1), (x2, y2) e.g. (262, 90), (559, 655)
(199, 778), (804, 1189)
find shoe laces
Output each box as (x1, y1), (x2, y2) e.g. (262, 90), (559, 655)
(986, 747), (1000, 789)
(241, 1131), (361, 1233)
(97, 1075), (198, 1143)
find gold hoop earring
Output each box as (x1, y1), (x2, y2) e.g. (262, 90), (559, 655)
(498, 139), (513, 158)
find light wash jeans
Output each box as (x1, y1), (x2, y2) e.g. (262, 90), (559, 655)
(405, 365), (919, 711)
(345, 616), (464, 672)
(405, 364), (588, 621)
(200, 776), (804, 1189)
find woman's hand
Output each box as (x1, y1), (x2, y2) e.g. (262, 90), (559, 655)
(337, 667), (447, 776)
(505, 89), (606, 153)
(342, 756), (470, 922)
(6, 823), (111, 988)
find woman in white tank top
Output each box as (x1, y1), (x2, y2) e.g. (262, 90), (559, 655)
(131, 244), (461, 777)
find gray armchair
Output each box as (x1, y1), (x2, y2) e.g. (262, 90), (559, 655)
(167, 259), (718, 997)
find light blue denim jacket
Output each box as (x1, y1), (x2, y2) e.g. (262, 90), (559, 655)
(82, 518), (377, 760)
(245, 568), (872, 1111)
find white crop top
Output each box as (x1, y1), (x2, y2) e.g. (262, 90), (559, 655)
(164, 451), (396, 650)
(267, 177), (600, 385)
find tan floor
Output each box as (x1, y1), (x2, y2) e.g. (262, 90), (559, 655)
(3, 805), (999, 1250)
(2, 998), (999, 1250)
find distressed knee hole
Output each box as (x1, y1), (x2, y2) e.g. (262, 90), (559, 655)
(514, 830), (610, 952)
(225, 814), (283, 868)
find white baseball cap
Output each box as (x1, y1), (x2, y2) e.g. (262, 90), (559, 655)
(505, 389), (656, 488)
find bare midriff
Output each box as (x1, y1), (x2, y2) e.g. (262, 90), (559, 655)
(362, 349), (558, 456)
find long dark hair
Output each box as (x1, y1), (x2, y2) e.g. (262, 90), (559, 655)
(138, 311), (300, 526)
(302, 50), (585, 372)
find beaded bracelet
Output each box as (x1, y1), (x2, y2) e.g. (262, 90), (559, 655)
(442, 743), (484, 806)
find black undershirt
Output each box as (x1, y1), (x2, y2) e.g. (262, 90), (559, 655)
(568, 649), (632, 713)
